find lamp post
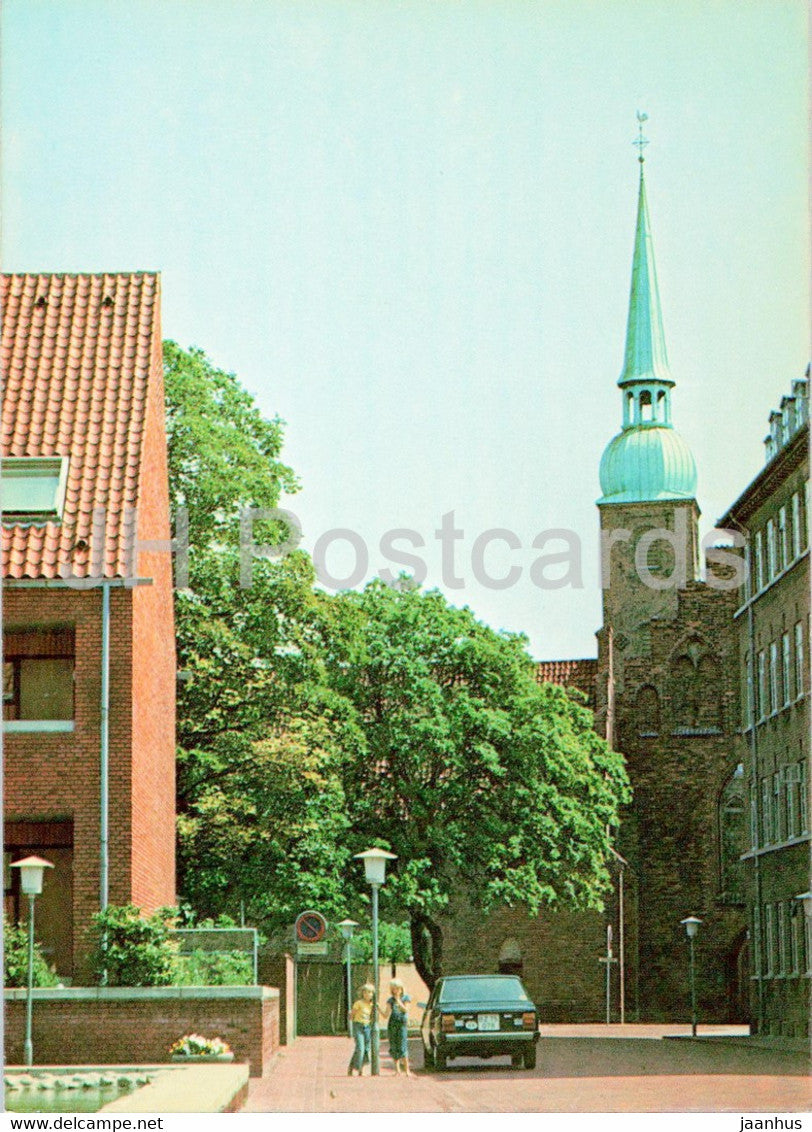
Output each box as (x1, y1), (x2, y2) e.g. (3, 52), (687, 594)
(10, 856), (54, 1067)
(680, 915), (702, 1038)
(337, 918), (359, 1037)
(354, 848), (397, 1076)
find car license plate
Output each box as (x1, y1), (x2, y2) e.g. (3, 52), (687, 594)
(477, 1014), (499, 1031)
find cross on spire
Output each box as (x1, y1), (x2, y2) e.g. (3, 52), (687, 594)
(634, 110), (649, 164)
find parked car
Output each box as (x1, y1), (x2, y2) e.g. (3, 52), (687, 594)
(420, 974), (539, 1071)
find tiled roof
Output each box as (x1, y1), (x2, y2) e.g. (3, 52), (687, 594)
(537, 658), (597, 704)
(2, 273), (160, 580)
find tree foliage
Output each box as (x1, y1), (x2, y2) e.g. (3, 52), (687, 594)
(163, 341), (297, 548)
(164, 343), (631, 986)
(327, 581), (631, 986)
(91, 904), (178, 986)
(3, 916), (59, 988)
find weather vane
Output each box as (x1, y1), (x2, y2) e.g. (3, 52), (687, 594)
(634, 110), (649, 163)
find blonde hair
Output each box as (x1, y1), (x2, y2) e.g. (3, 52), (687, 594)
(389, 978), (405, 992)
(359, 983), (375, 995)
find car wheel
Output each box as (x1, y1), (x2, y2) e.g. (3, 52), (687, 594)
(435, 1048), (448, 1072)
(523, 1044), (537, 1070)
(423, 1044), (435, 1071)
(511, 1052), (523, 1068)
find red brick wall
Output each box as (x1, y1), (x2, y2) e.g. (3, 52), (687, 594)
(4, 586), (135, 978)
(4, 988), (279, 1077)
(129, 290), (176, 912)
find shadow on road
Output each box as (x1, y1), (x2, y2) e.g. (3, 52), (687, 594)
(415, 1038), (811, 1080)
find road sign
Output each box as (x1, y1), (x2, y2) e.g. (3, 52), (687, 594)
(295, 910), (327, 943)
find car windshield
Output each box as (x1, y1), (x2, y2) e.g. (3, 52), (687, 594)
(438, 977), (529, 1003)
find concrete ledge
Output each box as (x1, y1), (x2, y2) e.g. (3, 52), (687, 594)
(5, 986), (279, 1002)
(100, 1065), (249, 1114)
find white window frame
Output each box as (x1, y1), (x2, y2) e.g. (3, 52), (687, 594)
(769, 641), (779, 714)
(778, 506), (788, 572)
(800, 761), (809, 834)
(777, 902), (787, 976)
(795, 622), (805, 700)
(754, 530), (764, 591)
(772, 770), (783, 843)
(758, 650), (767, 720)
(762, 776), (772, 845)
(766, 519), (777, 579)
(785, 764), (800, 839)
(790, 908), (801, 975)
(765, 904), (776, 977)
(781, 632), (791, 708)
(791, 492), (802, 559)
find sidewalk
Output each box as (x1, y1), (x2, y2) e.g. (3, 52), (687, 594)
(242, 1028), (812, 1113)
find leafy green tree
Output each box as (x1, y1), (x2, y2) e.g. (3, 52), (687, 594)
(90, 905), (178, 986)
(3, 917), (59, 988)
(163, 341), (297, 548)
(350, 921), (413, 965)
(328, 581), (631, 988)
(163, 344), (354, 929)
(177, 709), (359, 928)
(163, 344), (630, 986)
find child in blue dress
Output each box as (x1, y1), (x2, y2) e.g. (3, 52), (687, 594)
(379, 978), (412, 1076)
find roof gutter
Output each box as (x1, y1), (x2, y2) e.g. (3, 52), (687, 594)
(3, 577), (152, 589)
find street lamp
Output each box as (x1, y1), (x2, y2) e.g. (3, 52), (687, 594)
(337, 919), (359, 1037)
(11, 856), (54, 1067)
(354, 848), (397, 1075)
(680, 915), (702, 1038)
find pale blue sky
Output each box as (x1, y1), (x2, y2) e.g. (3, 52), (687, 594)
(2, 1), (808, 658)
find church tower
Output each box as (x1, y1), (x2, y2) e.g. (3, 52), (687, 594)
(598, 131), (700, 638)
(595, 121), (746, 1022)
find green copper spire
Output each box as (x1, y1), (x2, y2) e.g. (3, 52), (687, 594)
(618, 153), (674, 388)
(598, 116), (697, 505)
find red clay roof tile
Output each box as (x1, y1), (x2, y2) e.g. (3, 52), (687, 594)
(2, 272), (161, 579)
(537, 658), (598, 706)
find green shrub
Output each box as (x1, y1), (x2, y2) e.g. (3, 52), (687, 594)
(91, 904), (178, 986)
(173, 948), (253, 986)
(3, 916), (60, 987)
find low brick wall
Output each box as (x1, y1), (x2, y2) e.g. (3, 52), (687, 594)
(4, 986), (280, 1077)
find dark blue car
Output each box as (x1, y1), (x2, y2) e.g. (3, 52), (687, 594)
(420, 974), (539, 1071)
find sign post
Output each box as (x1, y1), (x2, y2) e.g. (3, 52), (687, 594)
(598, 923), (618, 1025)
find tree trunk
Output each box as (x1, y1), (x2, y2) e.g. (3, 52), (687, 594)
(410, 912), (444, 989)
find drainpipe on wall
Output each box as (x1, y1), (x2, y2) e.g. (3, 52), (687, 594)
(100, 581), (111, 913)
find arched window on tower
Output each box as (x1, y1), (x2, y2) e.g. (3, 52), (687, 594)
(498, 937), (523, 977)
(640, 389), (653, 421)
(657, 389), (666, 423)
(696, 655), (723, 731)
(636, 684), (660, 737)
(719, 764), (746, 903)
(671, 655), (699, 729)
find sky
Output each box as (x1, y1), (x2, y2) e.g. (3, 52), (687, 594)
(1, 1), (808, 659)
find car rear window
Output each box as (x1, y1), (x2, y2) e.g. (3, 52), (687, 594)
(438, 977), (530, 1003)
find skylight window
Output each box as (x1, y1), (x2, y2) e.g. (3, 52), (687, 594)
(1, 457), (69, 519)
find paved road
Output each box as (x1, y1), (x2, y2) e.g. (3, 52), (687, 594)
(243, 1031), (811, 1113)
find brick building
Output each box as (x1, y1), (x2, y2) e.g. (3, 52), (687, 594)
(441, 155), (749, 1023)
(2, 272), (176, 980)
(719, 375), (810, 1038)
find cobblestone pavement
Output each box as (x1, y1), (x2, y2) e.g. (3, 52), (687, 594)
(243, 1029), (812, 1113)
